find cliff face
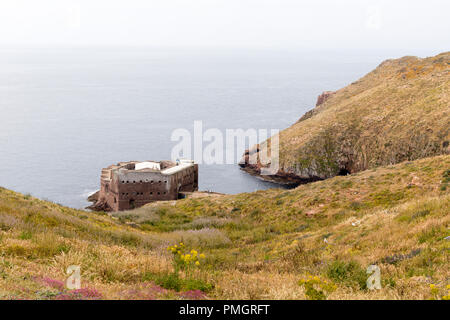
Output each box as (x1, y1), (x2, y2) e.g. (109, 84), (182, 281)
(315, 91), (335, 107)
(240, 52), (450, 184)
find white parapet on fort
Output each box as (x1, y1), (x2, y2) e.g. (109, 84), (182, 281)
(161, 160), (195, 175)
(135, 161), (161, 171)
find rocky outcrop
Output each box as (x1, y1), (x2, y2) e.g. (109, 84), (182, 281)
(297, 91), (336, 123)
(239, 145), (322, 186)
(86, 190), (113, 212)
(86, 199), (112, 212)
(315, 91), (335, 106)
(87, 191), (99, 203)
(239, 159), (320, 186)
(240, 52), (450, 185)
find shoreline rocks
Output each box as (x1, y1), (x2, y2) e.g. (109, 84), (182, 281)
(238, 146), (322, 187)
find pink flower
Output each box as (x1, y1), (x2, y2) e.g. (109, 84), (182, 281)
(38, 277), (65, 291)
(180, 290), (207, 300)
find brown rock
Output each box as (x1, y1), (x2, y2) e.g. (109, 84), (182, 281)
(87, 191), (99, 203)
(315, 91), (335, 107)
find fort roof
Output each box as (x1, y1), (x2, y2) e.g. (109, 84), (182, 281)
(135, 161), (161, 171)
(104, 160), (195, 176)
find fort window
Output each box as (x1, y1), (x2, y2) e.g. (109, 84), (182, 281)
(157, 192), (160, 195)
(140, 180), (142, 183)
(159, 180), (161, 183)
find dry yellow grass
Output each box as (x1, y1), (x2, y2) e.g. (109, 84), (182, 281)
(0, 155), (448, 299)
(1, 53), (448, 300)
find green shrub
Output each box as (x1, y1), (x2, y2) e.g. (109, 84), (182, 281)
(182, 278), (213, 292)
(382, 277), (396, 288)
(142, 272), (213, 292)
(19, 231), (33, 240)
(348, 201), (365, 211)
(440, 169), (450, 191)
(149, 272), (182, 291)
(417, 225), (447, 244)
(370, 189), (405, 207)
(326, 260), (367, 290)
(341, 180), (353, 188)
(230, 207), (241, 213)
(143, 242), (213, 293)
(443, 169), (450, 182)
(298, 275), (336, 300)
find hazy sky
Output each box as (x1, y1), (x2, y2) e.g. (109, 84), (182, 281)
(0, 0), (448, 54)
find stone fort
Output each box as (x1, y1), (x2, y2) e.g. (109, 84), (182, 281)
(91, 159), (198, 211)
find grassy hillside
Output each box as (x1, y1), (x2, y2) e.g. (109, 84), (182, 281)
(1, 155), (449, 299)
(242, 52), (449, 183)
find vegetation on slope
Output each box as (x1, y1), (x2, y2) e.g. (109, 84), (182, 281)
(243, 52), (449, 182)
(1, 155), (448, 299)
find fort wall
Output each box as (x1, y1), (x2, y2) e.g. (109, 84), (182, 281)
(93, 160), (198, 211)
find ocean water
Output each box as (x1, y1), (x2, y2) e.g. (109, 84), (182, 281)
(0, 47), (384, 209)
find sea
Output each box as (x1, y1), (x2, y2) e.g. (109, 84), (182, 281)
(0, 46), (387, 209)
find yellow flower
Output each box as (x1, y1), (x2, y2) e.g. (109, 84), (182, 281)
(195, 261), (200, 266)
(447, 284), (450, 290)
(430, 284), (436, 289)
(185, 254), (191, 261)
(199, 253), (205, 259)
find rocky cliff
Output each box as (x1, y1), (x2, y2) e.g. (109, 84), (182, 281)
(240, 52), (450, 184)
